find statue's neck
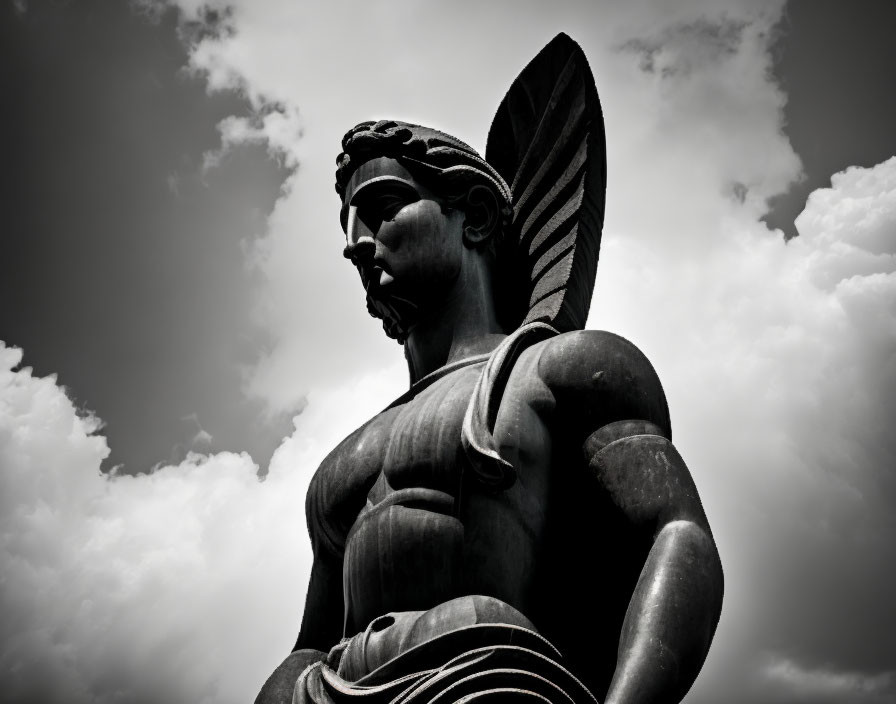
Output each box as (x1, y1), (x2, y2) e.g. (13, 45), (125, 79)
(403, 253), (506, 385)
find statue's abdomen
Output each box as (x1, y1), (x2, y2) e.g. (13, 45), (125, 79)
(342, 489), (464, 634)
(337, 362), (551, 637)
(340, 367), (479, 634)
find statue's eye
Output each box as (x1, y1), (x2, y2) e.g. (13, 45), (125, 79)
(347, 180), (421, 235)
(377, 193), (416, 221)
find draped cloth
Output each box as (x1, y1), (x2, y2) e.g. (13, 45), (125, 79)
(293, 597), (598, 704)
(461, 321), (559, 491)
(293, 626), (598, 704)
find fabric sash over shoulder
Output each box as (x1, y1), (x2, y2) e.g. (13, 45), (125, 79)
(463, 33), (606, 490)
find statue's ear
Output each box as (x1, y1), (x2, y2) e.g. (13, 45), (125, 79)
(462, 184), (502, 248)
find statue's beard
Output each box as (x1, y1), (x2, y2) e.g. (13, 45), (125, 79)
(360, 265), (422, 343)
(365, 290), (420, 343)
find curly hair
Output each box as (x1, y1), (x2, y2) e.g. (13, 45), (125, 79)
(335, 120), (512, 223)
(336, 120), (530, 334)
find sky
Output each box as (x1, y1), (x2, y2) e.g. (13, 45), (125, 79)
(1, 1), (895, 703)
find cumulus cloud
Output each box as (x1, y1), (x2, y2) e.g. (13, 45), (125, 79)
(595, 150), (896, 702)
(795, 157), (896, 287)
(0, 343), (404, 703)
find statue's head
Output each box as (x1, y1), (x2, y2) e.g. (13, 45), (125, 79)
(336, 120), (513, 342)
(335, 35), (606, 344)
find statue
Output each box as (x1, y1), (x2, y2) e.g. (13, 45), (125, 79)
(256, 34), (723, 704)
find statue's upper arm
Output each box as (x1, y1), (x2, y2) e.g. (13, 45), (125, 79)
(538, 330), (709, 531)
(295, 443), (355, 652)
(537, 330), (672, 443)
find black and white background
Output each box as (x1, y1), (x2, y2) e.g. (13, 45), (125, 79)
(2, 1), (895, 702)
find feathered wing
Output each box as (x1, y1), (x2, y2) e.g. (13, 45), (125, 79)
(486, 32), (606, 332)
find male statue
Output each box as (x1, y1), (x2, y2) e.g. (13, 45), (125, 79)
(256, 34), (723, 704)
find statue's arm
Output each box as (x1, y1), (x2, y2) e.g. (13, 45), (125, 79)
(294, 549), (344, 652)
(541, 331), (723, 703)
(254, 559), (338, 704)
(255, 514), (345, 704)
(255, 462), (348, 703)
(294, 465), (346, 652)
(585, 428), (723, 704)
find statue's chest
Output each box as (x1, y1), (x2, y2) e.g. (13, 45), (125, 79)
(311, 365), (484, 542)
(370, 365), (482, 498)
(310, 358), (554, 550)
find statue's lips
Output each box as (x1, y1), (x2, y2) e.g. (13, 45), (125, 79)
(362, 265), (396, 296)
(364, 267), (418, 313)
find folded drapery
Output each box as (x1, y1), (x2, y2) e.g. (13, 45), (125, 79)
(293, 596), (598, 704)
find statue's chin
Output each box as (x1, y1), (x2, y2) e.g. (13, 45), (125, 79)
(366, 292), (420, 343)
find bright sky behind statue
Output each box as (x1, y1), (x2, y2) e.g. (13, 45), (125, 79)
(1, 1), (895, 703)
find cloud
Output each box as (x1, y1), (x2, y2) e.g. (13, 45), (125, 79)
(794, 157), (896, 286)
(181, 413), (213, 448)
(761, 656), (896, 704)
(203, 107), (302, 172)
(620, 16), (751, 77)
(624, 156), (895, 702)
(0, 342), (404, 704)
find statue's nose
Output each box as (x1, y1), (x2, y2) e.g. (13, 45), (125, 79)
(343, 236), (376, 264)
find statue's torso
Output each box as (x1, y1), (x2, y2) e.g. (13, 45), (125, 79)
(308, 347), (555, 636)
(297, 330), (675, 698)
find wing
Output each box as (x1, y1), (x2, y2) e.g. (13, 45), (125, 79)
(486, 32), (606, 332)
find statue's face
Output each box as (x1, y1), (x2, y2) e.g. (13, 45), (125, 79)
(341, 157), (465, 341)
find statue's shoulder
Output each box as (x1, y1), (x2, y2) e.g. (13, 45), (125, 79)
(529, 330), (672, 437)
(532, 329), (656, 387)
